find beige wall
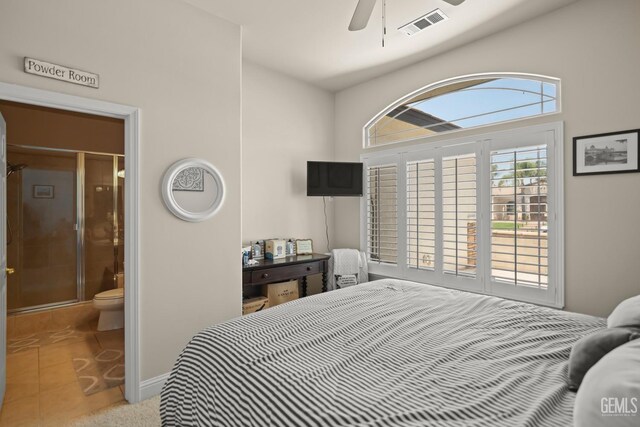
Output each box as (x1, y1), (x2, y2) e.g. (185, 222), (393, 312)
(242, 61), (334, 294)
(242, 61), (334, 249)
(334, 0), (640, 317)
(0, 0), (241, 380)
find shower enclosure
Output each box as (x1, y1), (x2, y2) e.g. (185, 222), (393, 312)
(6, 145), (124, 313)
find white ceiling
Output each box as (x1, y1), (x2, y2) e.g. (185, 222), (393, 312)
(183, 0), (578, 92)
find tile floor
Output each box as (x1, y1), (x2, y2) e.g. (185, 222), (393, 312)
(0, 325), (126, 426)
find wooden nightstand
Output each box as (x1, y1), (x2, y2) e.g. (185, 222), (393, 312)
(242, 253), (330, 297)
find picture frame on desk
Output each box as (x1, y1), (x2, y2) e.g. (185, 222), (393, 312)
(295, 239), (313, 255)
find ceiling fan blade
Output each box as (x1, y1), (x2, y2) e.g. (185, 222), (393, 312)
(349, 0), (377, 31)
(442, 0), (466, 5)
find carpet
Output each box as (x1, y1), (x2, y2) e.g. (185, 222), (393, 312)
(69, 395), (161, 426)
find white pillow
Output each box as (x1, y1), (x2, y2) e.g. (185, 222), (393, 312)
(574, 339), (640, 426)
(608, 295), (640, 328)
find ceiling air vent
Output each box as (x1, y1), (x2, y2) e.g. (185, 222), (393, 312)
(398, 9), (449, 36)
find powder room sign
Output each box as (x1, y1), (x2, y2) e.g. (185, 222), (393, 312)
(24, 57), (99, 89)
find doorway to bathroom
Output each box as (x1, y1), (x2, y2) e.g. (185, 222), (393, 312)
(0, 99), (128, 424)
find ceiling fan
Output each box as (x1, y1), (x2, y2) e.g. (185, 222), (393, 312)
(349, 0), (465, 32)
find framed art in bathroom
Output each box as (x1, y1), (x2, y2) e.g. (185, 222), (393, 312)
(33, 184), (54, 199)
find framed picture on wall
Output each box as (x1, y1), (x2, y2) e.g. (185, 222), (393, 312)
(573, 129), (640, 176)
(33, 185), (54, 199)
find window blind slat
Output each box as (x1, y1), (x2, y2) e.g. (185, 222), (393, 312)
(441, 154), (477, 277)
(490, 145), (548, 289)
(406, 159), (436, 271)
(367, 165), (398, 265)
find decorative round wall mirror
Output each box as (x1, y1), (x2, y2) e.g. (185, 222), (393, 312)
(161, 158), (225, 222)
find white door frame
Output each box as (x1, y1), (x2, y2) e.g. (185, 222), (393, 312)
(0, 82), (141, 403)
(0, 113), (7, 408)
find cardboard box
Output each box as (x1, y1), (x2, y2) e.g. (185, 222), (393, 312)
(242, 297), (269, 315)
(265, 239), (286, 259)
(263, 280), (299, 307)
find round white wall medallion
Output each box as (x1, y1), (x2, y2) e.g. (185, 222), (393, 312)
(161, 158), (225, 222)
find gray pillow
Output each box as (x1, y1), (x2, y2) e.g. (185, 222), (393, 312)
(568, 327), (640, 391)
(608, 295), (640, 328)
(574, 339), (640, 427)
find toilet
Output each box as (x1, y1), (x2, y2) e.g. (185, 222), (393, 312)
(94, 275), (124, 331)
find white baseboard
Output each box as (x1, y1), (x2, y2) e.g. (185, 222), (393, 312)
(139, 372), (170, 401)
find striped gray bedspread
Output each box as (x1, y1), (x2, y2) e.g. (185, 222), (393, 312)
(160, 279), (604, 426)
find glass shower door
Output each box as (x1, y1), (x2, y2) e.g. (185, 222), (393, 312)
(6, 147), (123, 312)
(7, 147), (78, 311)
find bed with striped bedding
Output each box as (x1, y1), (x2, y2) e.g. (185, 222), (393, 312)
(160, 279), (604, 426)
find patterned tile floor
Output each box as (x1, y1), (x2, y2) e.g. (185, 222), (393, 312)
(0, 326), (126, 426)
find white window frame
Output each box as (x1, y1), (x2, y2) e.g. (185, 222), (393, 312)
(360, 121), (564, 308)
(363, 73), (561, 149)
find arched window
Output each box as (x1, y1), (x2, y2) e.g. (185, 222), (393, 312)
(366, 74), (560, 147)
(361, 75), (564, 307)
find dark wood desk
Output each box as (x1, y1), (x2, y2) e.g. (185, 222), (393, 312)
(242, 253), (331, 297)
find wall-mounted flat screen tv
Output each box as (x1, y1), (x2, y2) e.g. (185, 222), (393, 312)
(307, 161), (363, 197)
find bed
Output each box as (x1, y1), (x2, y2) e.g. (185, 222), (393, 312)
(160, 279), (604, 426)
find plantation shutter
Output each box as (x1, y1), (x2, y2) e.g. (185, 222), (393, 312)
(442, 153), (477, 278)
(406, 159), (436, 270)
(490, 145), (548, 288)
(361, 124), (560, 307)
(367, 164), (398, 265)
